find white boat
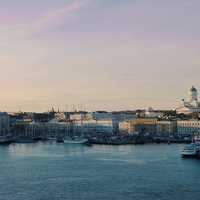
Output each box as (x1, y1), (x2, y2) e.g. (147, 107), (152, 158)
(181, 143), (200, 158)
(64, 136), (88, 144)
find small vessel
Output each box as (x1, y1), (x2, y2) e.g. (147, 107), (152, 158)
(83, 140), (93, 147)
(56, 137), (64, 143)
(0, 136), (12, 145)
(14, 137), (37, 143)
(64, 136), (88, 144)
(181, 143), (200, 158)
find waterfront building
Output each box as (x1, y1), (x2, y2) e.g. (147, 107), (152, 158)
(145, 107), (163, 118)
(176, 86), (200, 114)
(72, 118), (96, 135)
(177, 120), (200, 136)
(87, 111), (136, 123)
(119, 121), (130, 134)
(128, 118), (157, 135)
(0, 112), (10, 136)
(96, 118), (118, 135)
(73, 118), (119, 135)
(14, 116), (119, 138)
(69, 111), (120, 135)
(81, 119), (97, 135)
(54, 112), (68, 121)
(22, 121), (72, 138)
(89, 111), (112, 120)
(112, 112), (136, 122)
(69, 112), (87, 121)
(156, 120), (177, 136)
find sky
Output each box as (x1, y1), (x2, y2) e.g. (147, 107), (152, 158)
(0, 0), (200, 112)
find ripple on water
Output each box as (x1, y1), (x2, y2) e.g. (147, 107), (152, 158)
(0, 143), (199, 200)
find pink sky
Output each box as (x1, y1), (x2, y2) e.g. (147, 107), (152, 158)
(0, 0), (199, 112)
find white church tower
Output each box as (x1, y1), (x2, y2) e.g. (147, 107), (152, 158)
(176, 86), (200, 114)
(189, 86), (198, 102)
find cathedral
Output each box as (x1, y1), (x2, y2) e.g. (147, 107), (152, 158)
(176, 86), (200, 114)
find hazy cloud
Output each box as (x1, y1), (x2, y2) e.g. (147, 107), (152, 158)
(32, 0), (90, 33)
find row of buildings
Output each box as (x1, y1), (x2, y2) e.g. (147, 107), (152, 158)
(0, 112), (10, 136)
(119, 118), (200, 136)
(0, 86), (200, 138)
(119, 118), (176, 136)
(10, 112), (121, 138)
(117, 86), (200, 137)
(9, 111), (200, 138)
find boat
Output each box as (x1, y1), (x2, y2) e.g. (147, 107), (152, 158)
(14, 137), (37, 143)
(64, 136), (88, 144)
(0, 136), (12, 145)
(181, 143), (200, 158)
(83, 140), (93, 147)
(56, 137), (64, 143)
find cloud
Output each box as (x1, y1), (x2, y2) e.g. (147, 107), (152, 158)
(32, 0), (90, 33)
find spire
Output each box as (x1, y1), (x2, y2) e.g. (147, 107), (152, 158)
(190, 86), (197, 92)
(189, 86), (198, 102)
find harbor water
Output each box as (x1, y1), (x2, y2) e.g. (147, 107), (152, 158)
(0, 142), (200, 200)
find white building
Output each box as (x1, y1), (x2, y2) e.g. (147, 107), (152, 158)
(96, 118), (118, 134)
(23, 121), (72, 138)
(70, 113), (86, 121)
(72, 118), (96, 135)
(177, 120), (200, 135)
(145, 107), (163, 118)
(73, 118), (118, 135)
(119, 121), (130, 134)
(176, 86), (200, 114)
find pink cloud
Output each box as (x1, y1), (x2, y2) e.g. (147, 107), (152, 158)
(33, 0), (90, 32)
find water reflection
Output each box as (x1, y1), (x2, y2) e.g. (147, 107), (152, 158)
(7, 142), (91, 157)
(0, 143), (200, 200)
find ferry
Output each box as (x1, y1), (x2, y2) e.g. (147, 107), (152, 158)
(181, 143), (200, 158)
(181, 135), (200, 158)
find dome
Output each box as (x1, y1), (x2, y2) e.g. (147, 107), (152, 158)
(190, 86), (197, 92)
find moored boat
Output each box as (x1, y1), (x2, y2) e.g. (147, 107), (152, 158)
(0, 136), (12, 145)
(14, 137), (37, 143)
(181, 143), (200, 158)
(64, 136), (88, 144)
(56, 137), (64, 143)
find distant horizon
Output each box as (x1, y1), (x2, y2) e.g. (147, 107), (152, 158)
(3, 107), (178, 114)
(0, 86), (196, 113)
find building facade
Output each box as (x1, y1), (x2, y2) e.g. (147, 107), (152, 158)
(145, 107), (163, 118)
(13, 121), (72, 138)
(177, 120), (200, 135)
(128, 118), (157, 135)
(119, 121), (130, 134)
(0, 112), (10, 136)
(156, 121), (177, 136)
(74, 118), (118, 135)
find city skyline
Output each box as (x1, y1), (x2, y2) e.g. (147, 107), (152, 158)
(0, 0), (200, 112)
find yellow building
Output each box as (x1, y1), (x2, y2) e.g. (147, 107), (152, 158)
(156, 121), (177, 136)
(128, 118), (157, 135)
